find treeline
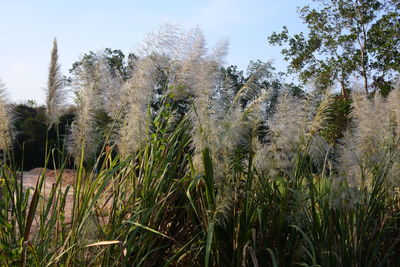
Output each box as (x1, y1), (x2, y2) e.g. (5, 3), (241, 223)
(10, 103), (75, 170)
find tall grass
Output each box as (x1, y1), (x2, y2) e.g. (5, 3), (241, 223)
(46, 38), (65, 128)
(1, 26), (400, 266)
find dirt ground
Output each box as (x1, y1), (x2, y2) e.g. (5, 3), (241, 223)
(22, 168), (76, 225)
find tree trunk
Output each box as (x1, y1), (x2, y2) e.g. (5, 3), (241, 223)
(340, 80), (348, 98)
(360, 47), (368, 94)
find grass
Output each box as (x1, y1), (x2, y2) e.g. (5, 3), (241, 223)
(1, 91), (400, 266)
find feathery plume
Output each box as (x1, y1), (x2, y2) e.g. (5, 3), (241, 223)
(338, 87), (400, 189)
(266, 93), (310, 172)
(178, 29), (229, 171)
(69, 59), (103, 163)
(254, 91), (333, 175)
(46, 38), (65, 127)
(117, 24), (231, 162)
(118, 25), (178, 156)
(203, 66), (271, 180)
(94, 56), (123, 120)
(181, 29), (228, 149)
(117, 58), (156, 156)
(138, 23), (181, 58)
(0, 80), (12, 152)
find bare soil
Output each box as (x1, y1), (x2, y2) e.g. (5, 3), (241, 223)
(22, 168), (76, 225)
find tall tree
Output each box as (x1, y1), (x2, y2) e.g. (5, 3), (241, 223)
(268, 0), (400, 97)
(46, 38), (65, 127)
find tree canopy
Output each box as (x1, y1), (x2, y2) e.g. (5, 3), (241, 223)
(269, 0), (400, 97)
(69, 48), (137, 81)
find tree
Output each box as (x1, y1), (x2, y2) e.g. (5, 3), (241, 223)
(11, 103), (75, 170)
(268, 0), (400, 97)
(221, 65), (245, 94)
(12, 104), (46, 170)
(69, 48), (137, 81)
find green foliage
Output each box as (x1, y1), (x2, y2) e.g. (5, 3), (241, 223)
(319, 96), (352, 145)
(268, 0), (400, 96)
(12, 105), (47, 170)
(12, 104), (75, 170)
(69, 48), (137, 81)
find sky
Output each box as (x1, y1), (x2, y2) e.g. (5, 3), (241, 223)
(0, 0), (309, 104)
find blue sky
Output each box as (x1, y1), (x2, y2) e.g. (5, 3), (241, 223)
(0, 0), (309, 103)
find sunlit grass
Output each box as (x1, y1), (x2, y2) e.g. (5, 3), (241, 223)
(1, 91), (399, 266)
